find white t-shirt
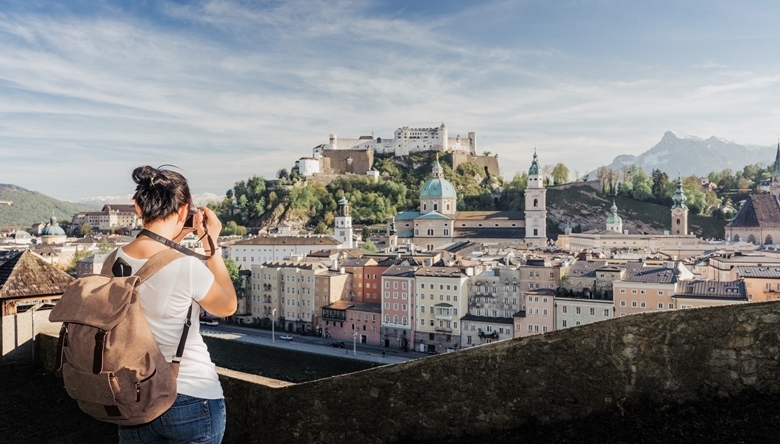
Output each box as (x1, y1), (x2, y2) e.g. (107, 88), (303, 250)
(114, 248), (223, 400)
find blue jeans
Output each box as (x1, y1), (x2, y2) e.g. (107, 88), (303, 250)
(118, 394), (226, 444)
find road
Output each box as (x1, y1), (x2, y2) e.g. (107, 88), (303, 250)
(201, 323), (430, 365)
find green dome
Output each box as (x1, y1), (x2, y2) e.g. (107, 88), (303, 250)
(420, 177), (457, 199)
(42, 216), (66, 236)
(420, 158), (457, 199)
(606, 201), (622, 225)
(529, 150), (540, 175)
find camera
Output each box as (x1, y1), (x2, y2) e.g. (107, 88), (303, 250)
(184, 207), (203, 229)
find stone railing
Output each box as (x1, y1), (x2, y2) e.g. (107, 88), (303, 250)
(39, 301), (780, 444)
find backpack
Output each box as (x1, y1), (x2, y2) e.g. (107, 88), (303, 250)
(49, 248), (193, 425)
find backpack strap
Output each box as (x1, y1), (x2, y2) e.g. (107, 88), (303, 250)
(138, 229), (214, 261)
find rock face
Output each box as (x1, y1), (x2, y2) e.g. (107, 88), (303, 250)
(599, 131), (775, 178)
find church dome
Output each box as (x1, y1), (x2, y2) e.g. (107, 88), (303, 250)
(42, 216), (66, 236)
(606, 201), (622, 225)
(420, 160), (457, 199)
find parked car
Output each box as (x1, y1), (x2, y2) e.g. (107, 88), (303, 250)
(199, 316), (219, 326)
(330, 341), (346, 348)
(279, 334), (293, 341)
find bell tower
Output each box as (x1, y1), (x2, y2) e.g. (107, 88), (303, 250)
(671, 175), (689, 235)
(524, 149), (547, 246)
(335, 196), (354, 248)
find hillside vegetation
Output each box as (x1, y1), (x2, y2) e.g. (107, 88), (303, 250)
(208, 152), (730, 240)
(0, 184), (99, 227)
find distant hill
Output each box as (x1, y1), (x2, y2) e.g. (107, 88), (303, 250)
(546, 182), (725, 240)
(0, 184), (99, 228)
(597, 131), (776, 178)
(76, 192), (222, 207)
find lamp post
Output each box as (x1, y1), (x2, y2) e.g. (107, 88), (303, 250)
(272, 308), (276, 343)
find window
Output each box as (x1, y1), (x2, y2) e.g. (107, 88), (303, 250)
(575, 307), (581, 315)
(562, 320), (567, 327)
(620, 300), (626, 307)
(420, 306), (425, 313)
(631, 301), (637, 308)
(589, 308), (595, 316)
(668, 303), (674, 309)
(640, 302), (646, 308)
(604, 309), (610, 317)
(562, 305), (568, 313)
(657, 302), (664, 309)
(620, 289), (626, 293)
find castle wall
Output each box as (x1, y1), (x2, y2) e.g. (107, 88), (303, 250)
(321, 149), (374, 175)
(39, 300), (780, 444)
(449, 152), (500, 177)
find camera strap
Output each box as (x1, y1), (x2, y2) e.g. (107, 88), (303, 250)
(138, 229), (216, 261)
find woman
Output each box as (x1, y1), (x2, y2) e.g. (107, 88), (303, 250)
(115, 165), (237, 444)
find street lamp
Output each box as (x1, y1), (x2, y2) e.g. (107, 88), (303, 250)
(272, 308), (276, 343)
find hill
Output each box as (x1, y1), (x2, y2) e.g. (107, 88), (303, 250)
(0, 184), (99, 228)
(599, 131), (776, 178)
(546, 182), (725, 240)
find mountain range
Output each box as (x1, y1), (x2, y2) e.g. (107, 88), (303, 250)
(597, 131), (777, 178)
(0, 185), (223, 227)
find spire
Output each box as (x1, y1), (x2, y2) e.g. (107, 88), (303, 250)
(774, 141), (780, 176)
(529, 148), (540, 175)
(672, 174), (688, 209)
(432, 153), (443, 178)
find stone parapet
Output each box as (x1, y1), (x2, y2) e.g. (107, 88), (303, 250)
(39, 301), (780, 443)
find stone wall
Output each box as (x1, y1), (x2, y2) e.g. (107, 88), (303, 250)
(1, 308), (60, 362)
(38, 301), (780, 444)
(449, 152), (500, 178)
(322, 149), (375, 175)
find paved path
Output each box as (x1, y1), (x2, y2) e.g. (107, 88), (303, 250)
(201, 325), (426, 365)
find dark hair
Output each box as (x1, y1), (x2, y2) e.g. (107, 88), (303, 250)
(132, 165), (192, 225)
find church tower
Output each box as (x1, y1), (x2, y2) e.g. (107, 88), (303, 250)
(606, 200), (623, 233)
(524, 149), (547, 245)
(671, 175), (689, 235)
(335, 196), (355, 248)
(771, 142), (780, 199)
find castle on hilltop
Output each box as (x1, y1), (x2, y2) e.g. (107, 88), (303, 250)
(295, 123), (491, 180)
(321, 123), (476, 157)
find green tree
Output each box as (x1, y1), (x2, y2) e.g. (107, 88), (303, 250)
(631, 170), (653, 201)
(223, 258), (245, 300)
(362, 239), (378, 252)
(80, 223), (93, 237)
(551, 163), (570, 185)
(98, 238), (112, 254)
(65, 247), (93, 274)
(499, 173), (528, 211)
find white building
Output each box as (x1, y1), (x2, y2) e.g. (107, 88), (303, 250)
(228, 235), (342, 270)
(323, 123), (477, 157)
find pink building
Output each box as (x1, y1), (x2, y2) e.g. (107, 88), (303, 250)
(514, 288), (556, 337)
(380, 264), (419, 350)
(321, 300), (382, 346)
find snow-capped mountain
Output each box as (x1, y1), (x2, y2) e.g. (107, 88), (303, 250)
(599, 131), (776, 178)
(77, 192), (222, 207)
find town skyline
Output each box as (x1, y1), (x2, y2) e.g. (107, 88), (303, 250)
(2, 0), (780, 201)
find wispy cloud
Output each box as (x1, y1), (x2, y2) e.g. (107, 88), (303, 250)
(0, 0), (779, 200)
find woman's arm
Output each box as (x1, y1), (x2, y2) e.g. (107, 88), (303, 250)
(194, 207), (237, 317)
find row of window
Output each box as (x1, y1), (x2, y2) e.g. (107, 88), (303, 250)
(618, 300), (675, 310)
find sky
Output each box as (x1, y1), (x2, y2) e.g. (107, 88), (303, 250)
(1, 0), (780, 202)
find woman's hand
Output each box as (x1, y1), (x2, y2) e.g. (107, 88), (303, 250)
(195, 206), (221, 245)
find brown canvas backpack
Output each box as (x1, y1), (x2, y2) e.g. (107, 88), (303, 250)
(49, 248), (192, 425)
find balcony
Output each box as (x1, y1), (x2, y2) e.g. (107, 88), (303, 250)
(478, 331), (498, 339)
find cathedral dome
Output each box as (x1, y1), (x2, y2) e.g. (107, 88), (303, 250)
(41, 216), (66, 236)
(419, 160), (457, 199)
